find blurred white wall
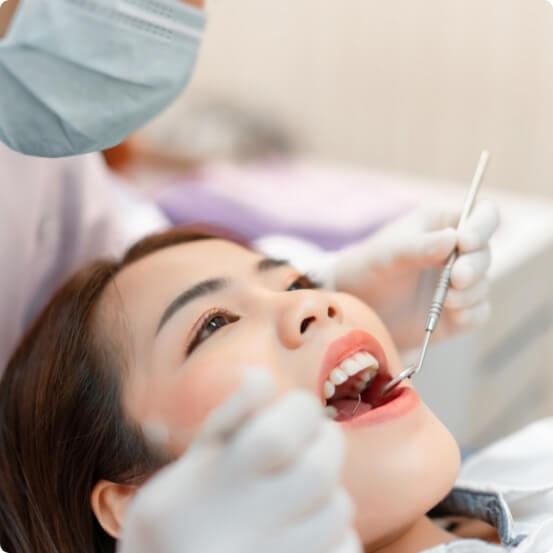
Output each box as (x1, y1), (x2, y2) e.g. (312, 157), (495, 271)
(169, 0), (553, 195)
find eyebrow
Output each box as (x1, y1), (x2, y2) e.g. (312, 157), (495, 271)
(256, 257), (288, 272)
(156, 278), (227, 335)
(155, 257), (290, 335)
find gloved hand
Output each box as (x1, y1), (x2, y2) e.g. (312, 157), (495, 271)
(333, 200), (500, 350)
(118, 370), (361, 553)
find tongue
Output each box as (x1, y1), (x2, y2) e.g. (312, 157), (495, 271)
(330, 398), (373, 422)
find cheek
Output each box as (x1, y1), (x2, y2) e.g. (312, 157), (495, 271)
(141, 330), (282, 432)
(143, 357), (247, 433)
(170, 355), (247, 427)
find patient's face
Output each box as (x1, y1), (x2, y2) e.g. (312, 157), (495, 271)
(103, 239), (460, 546)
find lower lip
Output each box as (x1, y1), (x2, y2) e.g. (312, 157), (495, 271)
(338, 387), (420, 428)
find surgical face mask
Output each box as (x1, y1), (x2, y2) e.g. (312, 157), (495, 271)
(0, 0), (206, 157)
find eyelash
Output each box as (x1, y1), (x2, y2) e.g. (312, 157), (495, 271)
(286, 273), (321, 291)
(186, 274), (322, 355)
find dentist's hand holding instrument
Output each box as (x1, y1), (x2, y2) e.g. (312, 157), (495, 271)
(119, 370), (361, 553)
(331, 158), (499, 353)
(381, 151), (490, 396)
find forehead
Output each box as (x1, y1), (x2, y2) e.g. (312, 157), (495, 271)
(113, 238), (259, 302)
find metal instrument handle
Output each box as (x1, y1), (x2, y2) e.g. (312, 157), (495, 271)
(425, 252), (456, 332)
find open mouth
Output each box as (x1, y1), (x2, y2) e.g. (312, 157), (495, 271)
(320, 330), (404, 423)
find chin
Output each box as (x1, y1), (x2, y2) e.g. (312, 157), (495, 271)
(341, 402), (461, 546)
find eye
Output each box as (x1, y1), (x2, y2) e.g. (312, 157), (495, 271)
(287, 274), (321, 291)
(187, 309), (240, 355)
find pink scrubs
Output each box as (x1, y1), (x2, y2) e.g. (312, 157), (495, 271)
(0, 143), (165, 371)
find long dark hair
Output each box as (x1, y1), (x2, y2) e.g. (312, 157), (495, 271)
(0, 228), (219, 553)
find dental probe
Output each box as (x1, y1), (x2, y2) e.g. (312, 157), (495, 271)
(380, 150), (490, 397)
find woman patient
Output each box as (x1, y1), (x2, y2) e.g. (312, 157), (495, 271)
(0, 227), (552, 553)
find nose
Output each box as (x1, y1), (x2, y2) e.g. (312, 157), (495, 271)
(277, 291), (343, 349)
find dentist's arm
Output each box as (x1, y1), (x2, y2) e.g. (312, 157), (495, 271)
(118, 371), (361, 553)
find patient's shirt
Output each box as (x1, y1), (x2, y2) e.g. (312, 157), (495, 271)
(423, 417), (553, 552)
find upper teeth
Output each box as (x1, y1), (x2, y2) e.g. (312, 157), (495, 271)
(329, 368), (348, 385)
(323, 351), (379, 402)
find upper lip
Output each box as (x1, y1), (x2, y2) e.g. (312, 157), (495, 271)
(318, 329), (390, 399)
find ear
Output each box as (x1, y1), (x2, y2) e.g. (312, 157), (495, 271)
(91, 480), (137, 539)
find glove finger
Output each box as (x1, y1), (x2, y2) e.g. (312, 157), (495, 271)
(253, 420), (345, 521)
(447, 301), (491, 330)
(457, 199), (500, 253)
(398, 228), (457, 267)
(330, 529), (364, 553)
(418, 205), (462, 232)
(444, 279), (489, 310)
(450, 247), (491, 289)
(192, 368), (277, 449)
(261, 488), (355, 553)
(224, 390), (323, 476)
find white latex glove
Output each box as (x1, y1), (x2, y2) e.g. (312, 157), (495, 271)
(333, 200), (500, 350)
(118, 370), (361, 553)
